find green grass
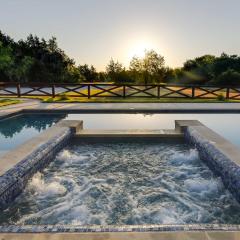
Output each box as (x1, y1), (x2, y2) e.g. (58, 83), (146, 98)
(42, 96), (240, 103)
(0, 99), (21, 107)
(2, 95), (240, 104)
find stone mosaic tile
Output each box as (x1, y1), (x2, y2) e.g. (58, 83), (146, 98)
(185, 126), (240, 202)
(0, 224), (240, 233)
(0, 128), (72, 209)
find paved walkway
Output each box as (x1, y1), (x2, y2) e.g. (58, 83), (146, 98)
(1, 231), (240, 240)
(1, 99), (240, 111)
(1, 99), (240, 119)
(0, 98), (40, 118)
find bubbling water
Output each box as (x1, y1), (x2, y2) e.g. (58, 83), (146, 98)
(1, 142), (240, 225)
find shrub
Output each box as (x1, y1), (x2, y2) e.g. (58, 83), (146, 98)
(217, 94), (225, 101)
(58, 93), (69, 101)
(44, 97), (54, 103)
(216, 69), (240, 86)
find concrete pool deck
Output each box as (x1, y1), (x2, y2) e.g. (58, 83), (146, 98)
(2, 99), (240, 118)
(2, 101), (240, 239)
(1, 231), (240, 240)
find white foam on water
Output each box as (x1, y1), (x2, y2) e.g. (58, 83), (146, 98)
(151, 208), (180, 224)
(28, 172), (66, 197)
(169, 148), (199, 166)
(3, 143), (240, 225)
(184, 178), (223, 196)
(57, 149), (90, 166)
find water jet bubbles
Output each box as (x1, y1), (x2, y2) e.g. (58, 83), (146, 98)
(2, 142), (240, 225)
(27, 172), (66, 197)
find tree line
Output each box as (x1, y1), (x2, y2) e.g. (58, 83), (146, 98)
(1, 31), (240, 85)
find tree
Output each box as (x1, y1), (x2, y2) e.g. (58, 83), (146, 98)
(129, 56), (143, 83)
(181, 55), (216, 84)
(0, 41), (13, 75)
(215, 69), (240, 86)
(11, 56), (34, 82)
(212, 53), (240, 78)
(181, 54), (240, 85)
(106, 59), (124, 82)
(129, 50), (166, 84)
(183, 55), (216, 71)
(97, 71), (107, 82)
(78, 64), (98, 82)
(143, 50), (165, 84)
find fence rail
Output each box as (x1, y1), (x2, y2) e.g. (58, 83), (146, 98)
(1, 82), (240, 100)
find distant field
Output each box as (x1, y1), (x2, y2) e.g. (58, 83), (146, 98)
(42, 96), (240, 103)
(1, 95), (239, 103)
(0, 99), (21, 107)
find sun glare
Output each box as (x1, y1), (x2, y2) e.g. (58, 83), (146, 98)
(128, 42), (148, 59)
(130, 43), (147, 58)
(123, 36), (164, 66)
(127, 40), (157, 62)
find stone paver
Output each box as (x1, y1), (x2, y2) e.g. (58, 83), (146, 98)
(1, 99), (240, 118)
(0, 98), (40, 118)
(75, 129), (182, 139)
(1, 231), (240, 240)
(36, 102), (240, 111)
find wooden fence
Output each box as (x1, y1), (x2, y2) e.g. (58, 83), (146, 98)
(1, 82), (240, 99)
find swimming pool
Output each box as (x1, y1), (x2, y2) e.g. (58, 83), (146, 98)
(1, 112), (240, 156)
(0, 114), (65, 155)
(65, 113), (240, 148)
(1, 141), (240, 225)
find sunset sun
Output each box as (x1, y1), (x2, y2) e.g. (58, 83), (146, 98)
(130, 43), (147, 58)
(128, 40), (155, 60)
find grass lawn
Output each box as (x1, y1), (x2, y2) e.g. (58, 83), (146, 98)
(42, 96), (240, 103)
(0, 99), (21, 107)
(1, 94), (240, 104)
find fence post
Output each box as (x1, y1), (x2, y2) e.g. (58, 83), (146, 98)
(52, 84), (55, 98)
(157, 85), (160, 98)
(192, 87), (195, 98)
(88, 85), (91, 99)
(17, 83), (21, 97)
(226, 87), (230, 99)
(123, 85), (126, 98)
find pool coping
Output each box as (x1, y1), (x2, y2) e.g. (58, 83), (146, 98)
(176, 120), (240, 202)
(1, 113), (240, 233)
(0, 120), (82, 176)
(0, 224), (240, 233)
(3, 108), (240, 122)
(0, 120), (83, 209)
(20, 108), (240, 114)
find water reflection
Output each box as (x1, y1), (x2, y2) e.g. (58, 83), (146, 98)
(65, 113), (240, 148)
(1, 113), (239, 152)
(0, 114), (65, 152)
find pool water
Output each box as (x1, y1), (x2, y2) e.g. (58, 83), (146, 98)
(65, 113), (240, 148)
(1, 142), (240, 225)
(1, 113), (240, 156)
(0, 114), (64, 155)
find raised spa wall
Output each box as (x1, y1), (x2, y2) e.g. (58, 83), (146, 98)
(0, 120), (83, 209)
(176, 120), (240, 203)
(1, 118), (240, 211)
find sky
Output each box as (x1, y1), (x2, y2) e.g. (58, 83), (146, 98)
(0, 0), (240, 70)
